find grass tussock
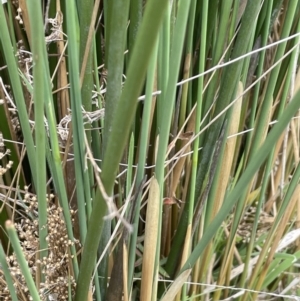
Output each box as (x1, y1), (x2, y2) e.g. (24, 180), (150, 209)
(0, 1), (300, 300)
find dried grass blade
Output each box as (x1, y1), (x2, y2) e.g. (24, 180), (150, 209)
(140, 177), (160, 301)
(161, 269), (192, 301)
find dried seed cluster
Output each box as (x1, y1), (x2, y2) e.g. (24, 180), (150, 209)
(0, 136), (12, 176)
(15, 7), (23, 25)
(0, 192), (79, 301)
(0, 151), (13, 176)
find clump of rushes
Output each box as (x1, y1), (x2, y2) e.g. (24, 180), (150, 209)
(0, 191), (79, 301)
(1, 0), (300, 300)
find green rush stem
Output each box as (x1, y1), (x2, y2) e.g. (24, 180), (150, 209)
(188, 0), (208, 226)
(74, 0), (169, 300)
(64, 0), (89, 247)
(6, 221), (42, 301)
(0, 243), (19, 301)
(128, 39), (158, 288)
(26, 0), (48, 275)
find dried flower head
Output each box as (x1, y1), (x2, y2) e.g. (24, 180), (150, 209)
(0, 192), (79, 301)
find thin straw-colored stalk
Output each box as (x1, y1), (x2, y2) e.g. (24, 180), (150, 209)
(5, 220), (41, 301)
(140, 177), (160, 301)
(123, 243), (129, 301)
(208, 82), (243, 223)
(74, 1), (169, 300)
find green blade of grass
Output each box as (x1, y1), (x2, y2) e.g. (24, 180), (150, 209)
(262, 250), (300, 288)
